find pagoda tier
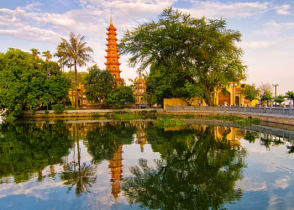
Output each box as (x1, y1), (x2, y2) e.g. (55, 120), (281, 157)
(105, 16), (122, 86)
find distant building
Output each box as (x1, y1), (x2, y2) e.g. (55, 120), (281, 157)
(134, 75), (147, 108)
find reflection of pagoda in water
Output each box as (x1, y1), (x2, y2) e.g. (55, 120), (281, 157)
(136, 122), (147, 152)
(109, 145), (123, 204)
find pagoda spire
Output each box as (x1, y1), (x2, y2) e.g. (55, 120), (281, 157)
(105, 16), (122, 86)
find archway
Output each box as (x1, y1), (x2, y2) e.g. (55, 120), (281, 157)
(235, 96), (240, 106)
(218, 91), (231, 106)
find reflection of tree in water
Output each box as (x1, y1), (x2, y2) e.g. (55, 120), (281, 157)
(83, 122), (136, 203)
(244, 131), (259, 143)
(122, 126), (246, 210)
(85, 122), (135, 163)
(0, 122), (72, 183)
(61, 162), (96, 196)
(61, 124), (96, 196)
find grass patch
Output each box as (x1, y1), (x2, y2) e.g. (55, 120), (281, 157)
(158, 114), (195, 119)
(154, 119), (187, 128)
(112, 113), (144, 120)
(210, 114), (261, 125)
(104, 110), (157, 120)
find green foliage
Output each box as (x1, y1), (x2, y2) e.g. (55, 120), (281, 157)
(261, 91), (273, 106)
(154, 119), (187, 128)
(119, 8), (246, 105)
(0, 48), (69, 118)
(274, 95), (285, 106)
(105, 86), (135, 107)
(52, 104), (65, 114)
(285, 91), (294, 106)
(84, 65), (116, 103)
(241, 84), (260, 102)
(211, 114), (261, 125)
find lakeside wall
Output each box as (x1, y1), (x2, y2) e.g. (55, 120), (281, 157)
(164, 105), (294, 126)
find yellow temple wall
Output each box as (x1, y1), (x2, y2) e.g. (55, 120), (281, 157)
(164, 83), (258, 110)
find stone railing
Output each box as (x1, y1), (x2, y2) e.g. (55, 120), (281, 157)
(165, 105), (294, 117)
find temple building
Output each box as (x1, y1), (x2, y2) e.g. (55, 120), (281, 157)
(109, 144), (123, 204)
(105, 16), (122, 86)
(164, 82), (258, 109)
(134, 75), (148, 108)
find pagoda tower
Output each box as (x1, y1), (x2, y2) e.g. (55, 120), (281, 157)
(109, 144), (123, 204)
(105, 16), (122, 86)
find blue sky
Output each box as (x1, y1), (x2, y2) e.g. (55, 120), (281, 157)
(0, 0), (293, 94)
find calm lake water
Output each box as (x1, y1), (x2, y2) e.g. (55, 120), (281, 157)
(0, 120), (294, 210)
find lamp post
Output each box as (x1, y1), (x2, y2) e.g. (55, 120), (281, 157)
(232, 83), (237, 106)
(273, 84), (279, 106)
(273, 84), (279, 98)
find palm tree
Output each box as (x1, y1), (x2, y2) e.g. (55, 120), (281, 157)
(42, 50), (52, 64)
(31, 48), (40, 61)
(61, 32), (93, 109)
(42, 50), (52, 77)
(54, 42), (69, 72)
(285, 91), (294, 106)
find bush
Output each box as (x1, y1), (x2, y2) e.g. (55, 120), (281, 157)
(52, 104), (65, 114)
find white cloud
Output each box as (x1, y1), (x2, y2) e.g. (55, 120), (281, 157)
(0, 25), (61, 43)
(275, 4), (291, 15)
(239, 41), (273, 49)
(186, 1), (270, 18)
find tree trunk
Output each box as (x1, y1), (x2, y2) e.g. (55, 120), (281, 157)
(74, 62), (78, 109)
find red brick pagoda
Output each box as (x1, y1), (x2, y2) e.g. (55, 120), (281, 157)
(105, 16), (122, 86)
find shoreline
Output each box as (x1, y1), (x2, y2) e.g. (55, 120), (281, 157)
(17, 108), (294, 128)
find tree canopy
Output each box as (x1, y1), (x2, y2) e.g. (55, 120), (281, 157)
(84, 65), (116, 103)
(119, 8), (246, 105)
(105, 85), (135, 107)
(0, 48), (69, 119)
(241, 84), (260, 102)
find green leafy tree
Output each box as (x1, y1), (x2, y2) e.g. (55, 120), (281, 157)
(285, 91), (294, 106)
(60, 32), (93, 109)
(0, 48), (69, 118)
(119, 8), (246, 105)
(261, 92), (273, 107)
(274, 95), (285, 106)
(241, 84), (260, 103)
(84, 65), (116, 103)
(105, 86), (135, 107)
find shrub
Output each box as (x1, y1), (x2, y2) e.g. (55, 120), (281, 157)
(52, 104), (65, 114)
